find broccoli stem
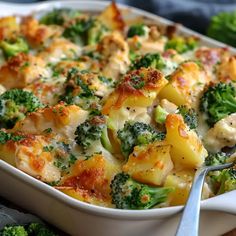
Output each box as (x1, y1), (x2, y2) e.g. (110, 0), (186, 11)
(154, 105), (169, 124)
(101, 127), (114, 153)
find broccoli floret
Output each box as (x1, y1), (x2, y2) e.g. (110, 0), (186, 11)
(75, 115), (106, 150)
(130, 53), (166, 71)
(117, 121), (165, 158)
(0, 225), (27, 236)
(39, 8), (80, 25)
(0, 89), (43, 128)
(110, 172), (172, 209)
(60, 68), (98, 109)
(176, 105), (198, 129)
(217, 168), (236, 194)
(0, 223), (56, 236)
(127, 24), (147, 38)
(205, 152), (235, 194)
(207, 11), (236, 47)
(0, 38), (28, 58)
(27, 223), (56, 236)
(63, 18), (94, 45)
(165, 36), (198, 54)
(205, 152), (228, 166)
(200, 82), (236, 126)
(87, 20), (109, 45)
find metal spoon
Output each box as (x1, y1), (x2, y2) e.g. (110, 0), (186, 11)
(175, 161), (235, 236)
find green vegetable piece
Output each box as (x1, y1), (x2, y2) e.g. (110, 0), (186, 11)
(75, 115), (105, 150)
(129, 50), (138, 63)
(127, 24), (146, 38)
(117, 121), (165, 158)
(130, 75), (145, 89)
(205, 152), (227, 166)
(217, 168), (236, 194)
(101, 126), (114, 153)
(154, 105), (169, 124)
(110, 172), (173, 209)
(40, 8), (80, 25)
(0, 225), (27, 236)
(205, 151), (235, 195)
(60, 68), (98, 109)
(63, 18), (94, 45)
(0, 130), (24, 144)
(176, 105), (198, 129)
(0, 89), (44, 128)
(130, 53), (166, 71)
(27, 222), (57, 236)
(87, 20), (108, 45)
(0, 38), (28, 58)
(207, 11), (236, 47)
(165, 36), (198, 54)
(200, 82), (236, 126)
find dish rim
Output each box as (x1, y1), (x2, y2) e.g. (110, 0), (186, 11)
(0, 0), (235, 220)
(2, 159), (236, 220)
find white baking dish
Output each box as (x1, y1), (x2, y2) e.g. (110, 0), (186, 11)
(0, 1), (235, 235)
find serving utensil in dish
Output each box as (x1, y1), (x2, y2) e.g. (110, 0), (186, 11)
(0, 1), (235, 235)
(176, 161), (235, 236)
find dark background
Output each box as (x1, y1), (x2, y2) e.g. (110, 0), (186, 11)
(1, 0), (236, 34)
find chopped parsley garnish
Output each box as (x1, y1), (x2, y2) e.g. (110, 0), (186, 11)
(48, 180), (60, 186)
(43, 128), (52, 134)
(0, 130), (24, 144)
(43, 145), (54, 152)
(68, 153), (77, 165)
(130, 75), (145, 89)
(98, 76), (113, 85)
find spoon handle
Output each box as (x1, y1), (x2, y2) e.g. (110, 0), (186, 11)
(175, 167), (208, 236)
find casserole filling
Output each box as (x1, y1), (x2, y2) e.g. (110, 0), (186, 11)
(0, 3), (235, 209)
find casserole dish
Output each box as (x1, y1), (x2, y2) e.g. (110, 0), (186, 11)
(0, 1), (235, 235)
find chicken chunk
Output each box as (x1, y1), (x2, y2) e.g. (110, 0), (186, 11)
(0, 53), (50, 89)
(0, 134), (61, 182)
(97, 32), (130, 80)
(204, 113), (236, 152)
(38, 38), (81, 63)
(20, 16), (62, 47)
(13, 103), (88, 139)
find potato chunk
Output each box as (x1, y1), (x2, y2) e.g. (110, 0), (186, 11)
(217, 55), (236, 83)
(97, 2), (125, 31)
(59, 154), (120, 207)
(102, 68), (168, 115)
(164, 170), (211, 206)
(165, 114), (207, 168)
(122, 141), (174, 186)
(164, 170), (194, 206)
(159, 61), (210, 107)
(0, 16), (19, 39)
